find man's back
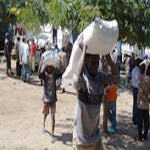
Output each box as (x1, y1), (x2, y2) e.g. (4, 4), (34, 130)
(21, 42), (29, 64)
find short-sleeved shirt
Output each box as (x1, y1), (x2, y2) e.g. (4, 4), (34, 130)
(41, 69), (59, 103)
(138, 75), (150, 110)
(73, 66), (118, 145)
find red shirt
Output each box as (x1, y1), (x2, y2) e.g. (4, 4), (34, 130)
(30, 42), (36, 56)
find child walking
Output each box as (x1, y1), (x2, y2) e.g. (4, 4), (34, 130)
(137, 64), (150, 141)
(107, 83), (117, 133)
(38, 58), (61, 143)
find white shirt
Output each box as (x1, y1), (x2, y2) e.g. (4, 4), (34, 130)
(21, 42), (29, 64)
(131, 66), (141, 88)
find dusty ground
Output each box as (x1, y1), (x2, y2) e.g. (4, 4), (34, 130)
(0, 58), (150, 150)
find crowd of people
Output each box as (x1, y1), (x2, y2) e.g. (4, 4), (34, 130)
(3, 31), (150, 149)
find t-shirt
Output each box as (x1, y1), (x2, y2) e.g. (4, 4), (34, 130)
(73, 66), (118, 145)
(30, 42), (36, 56)
(21, 42), (30, 64)
(40, 69), (59, 103)
(108, 85), (117, 102)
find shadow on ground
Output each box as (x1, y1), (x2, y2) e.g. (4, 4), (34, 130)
(102, 113), (150, 150)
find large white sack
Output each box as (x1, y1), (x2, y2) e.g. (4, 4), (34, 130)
(41, 51), (60, 72)
(62, 18), (119, 87)
(84, 18), (119, 55)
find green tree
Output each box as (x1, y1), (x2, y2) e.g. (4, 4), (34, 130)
(0, 0), (26, 24)
(17, 0), (150, 48)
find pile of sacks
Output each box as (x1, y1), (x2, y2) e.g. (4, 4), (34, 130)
(62, 17), (119, 87)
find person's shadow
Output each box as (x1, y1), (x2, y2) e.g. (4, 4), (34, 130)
(44, 129), (72, 146)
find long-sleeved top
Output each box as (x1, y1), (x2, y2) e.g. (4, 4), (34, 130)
(131, 66), (141, 88)
(21, 42), (29, 64)
(138, 75), (150, 110)
(73, 66), (118, 145)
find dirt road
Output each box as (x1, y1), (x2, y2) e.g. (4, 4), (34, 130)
(0, 59), (150, 150)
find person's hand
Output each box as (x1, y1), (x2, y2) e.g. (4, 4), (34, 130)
(78, 34), (84, 50)
(105, 53), (112, 64)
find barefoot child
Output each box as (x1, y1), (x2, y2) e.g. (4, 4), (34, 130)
(38, 59), (61, 143)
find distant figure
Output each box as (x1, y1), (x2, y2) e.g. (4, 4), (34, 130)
(55, 44), (60, 54)
(38, 61), (61, 143)
(116, 56), (121, 77)
(66, 42), (72, 62)
(140, 54), (149, 75)
(52, 28), (57, 44)
(137, 64), (150, 141)
(58, 47), (68, 93)
(15, 36), (22, 77)
(131, 58), (141, 128)
(30, 39), (36, 73)
(129, 53), (135, 74)
(4, 33), (13, 77)
(21, 37), (30, 82)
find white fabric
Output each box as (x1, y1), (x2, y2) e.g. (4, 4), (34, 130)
(131, 66), (141, 88)
(62, 18), (119, 87)
(21, 42), (29, 64)
(41, 50), (60, 72)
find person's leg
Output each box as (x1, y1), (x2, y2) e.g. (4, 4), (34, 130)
(16, 61), (20, 76)
(32, 56), (35, 72)
(107, 102), (112, 123)
(18, 64), (22, 77)
(22, 64), (26, 81)
(50, 102), (56, 143)
(26, 64), (31, 82)
(42, 103), (49, 133)
(132, 87), (138, 125)
(111, 101), (116, 130)
(143, 110), (149, 140)
(6, 57), (9, 75)
(137, 108), (143, 141)
(30, 56), (33, 72)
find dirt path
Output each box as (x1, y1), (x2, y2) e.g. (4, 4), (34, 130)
(0, 59), (150, 150)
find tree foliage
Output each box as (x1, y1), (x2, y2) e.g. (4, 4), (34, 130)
(0, 0), (26, 24)
(1, 0), (150, 48)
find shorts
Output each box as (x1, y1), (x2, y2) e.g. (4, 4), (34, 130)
(73, 128), (103, 150)
(43, 102), (56, 116)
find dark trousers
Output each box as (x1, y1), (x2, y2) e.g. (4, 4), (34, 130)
(6, 56), (11, 74)
(132, 87), (138, 125)
(137, 108), (149, 137)
(16, 61), (22, 77)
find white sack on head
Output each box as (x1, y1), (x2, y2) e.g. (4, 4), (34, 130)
(41, 51), (60, 72)
(62, 18), (119, 87)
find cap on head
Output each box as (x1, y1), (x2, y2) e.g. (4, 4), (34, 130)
(143, 54), (148, 59)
